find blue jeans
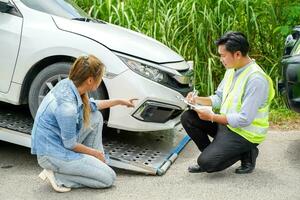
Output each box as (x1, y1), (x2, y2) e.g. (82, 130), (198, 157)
(37, 111), (116, 188)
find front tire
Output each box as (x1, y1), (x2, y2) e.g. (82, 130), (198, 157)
(28, 62), (109, 122)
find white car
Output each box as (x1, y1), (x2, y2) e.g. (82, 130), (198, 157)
(0, 0), (191, 132)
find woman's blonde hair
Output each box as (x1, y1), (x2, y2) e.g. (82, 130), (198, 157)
(69, 55), (105, 128)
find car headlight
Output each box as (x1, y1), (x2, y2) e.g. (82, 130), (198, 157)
(118, 56), (169, 84)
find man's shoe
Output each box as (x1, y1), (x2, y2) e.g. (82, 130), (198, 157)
(235, 163), (255, 174)
(235, 147), (259, 174)
(39, 169), (71, 193)
(188, 164), (205, 173)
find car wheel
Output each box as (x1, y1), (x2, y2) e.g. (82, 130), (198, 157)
(28, 62), (109, 122)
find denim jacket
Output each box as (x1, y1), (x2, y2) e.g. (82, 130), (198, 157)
(31, 78), (99, 160)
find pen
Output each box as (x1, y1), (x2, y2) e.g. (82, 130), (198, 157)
(191, 87), (198, 101)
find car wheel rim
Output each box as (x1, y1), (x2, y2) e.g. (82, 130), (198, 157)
(38, 74), (68, 105)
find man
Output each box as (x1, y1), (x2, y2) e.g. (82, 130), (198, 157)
(181, 31), (274, 174)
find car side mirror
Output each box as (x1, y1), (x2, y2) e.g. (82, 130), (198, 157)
(0, 0), (14, 13)
(187, 61), (194, 70)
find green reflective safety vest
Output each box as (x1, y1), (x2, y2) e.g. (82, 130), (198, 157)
(220, 63), (275, 144)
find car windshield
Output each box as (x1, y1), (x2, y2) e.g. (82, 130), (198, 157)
(20, 0), (89, 19)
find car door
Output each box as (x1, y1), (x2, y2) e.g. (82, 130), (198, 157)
(280, 26), (300, 112)
(0, 0), (23, 93)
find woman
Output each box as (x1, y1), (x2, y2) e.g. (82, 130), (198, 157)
(31, 55), (136, 192)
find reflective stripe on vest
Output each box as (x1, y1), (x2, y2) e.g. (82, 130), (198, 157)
(220, 63), (275, 143)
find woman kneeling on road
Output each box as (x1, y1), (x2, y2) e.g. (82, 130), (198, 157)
(31, 55), (136, 192)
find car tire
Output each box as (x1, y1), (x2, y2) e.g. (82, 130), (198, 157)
(28, 62), (109, 123)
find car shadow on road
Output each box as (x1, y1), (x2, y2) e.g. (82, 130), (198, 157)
(0, 141), (37, 169)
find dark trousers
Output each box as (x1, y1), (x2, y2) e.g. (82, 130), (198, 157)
(181, 110), (258, 173)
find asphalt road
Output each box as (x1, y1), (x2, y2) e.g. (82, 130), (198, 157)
(0, 130), (299, 200)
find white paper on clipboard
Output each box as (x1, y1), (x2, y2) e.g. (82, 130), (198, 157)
(176, 96), (213, 113)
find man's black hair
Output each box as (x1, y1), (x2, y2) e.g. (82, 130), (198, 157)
(215, 31), (249, 56)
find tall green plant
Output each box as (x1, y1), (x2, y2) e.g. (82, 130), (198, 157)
(74, 0), (300, 108)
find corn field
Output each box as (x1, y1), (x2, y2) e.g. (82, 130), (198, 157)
(74, 0), (300, 108)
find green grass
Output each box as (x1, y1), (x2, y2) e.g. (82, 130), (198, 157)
(269, 108), (300, 130)
(74, 0), (300, 116)
(270, 108), (299, 123)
